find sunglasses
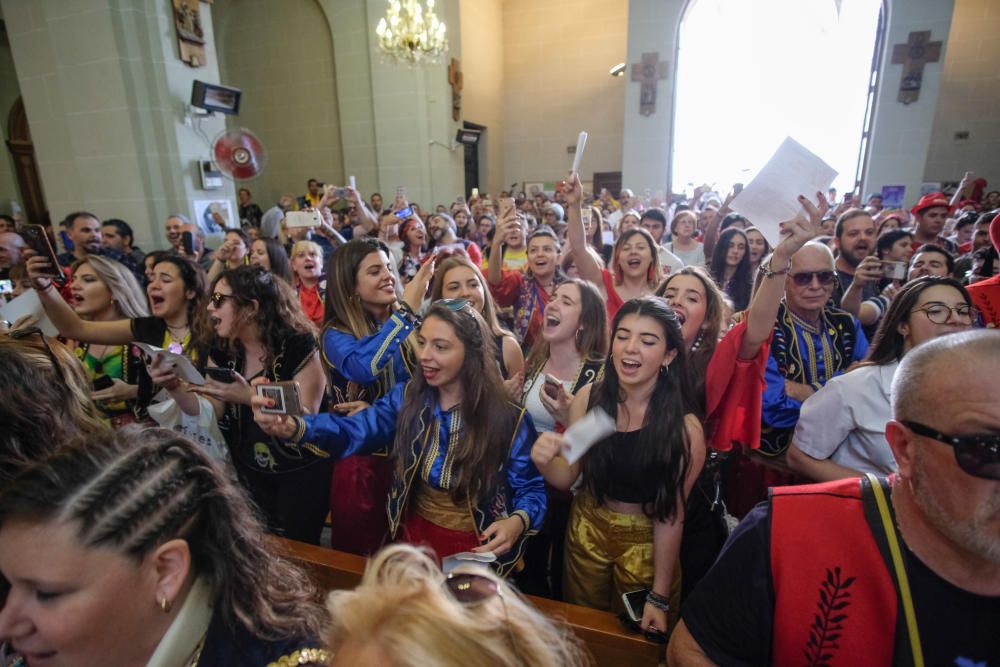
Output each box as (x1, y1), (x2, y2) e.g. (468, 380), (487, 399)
(903, 420), (1000, 480)
(209, 292), (236, 308)
(790, 270), (837, 286)
(443, 572), (522, 659)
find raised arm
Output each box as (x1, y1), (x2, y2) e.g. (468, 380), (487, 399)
(26, 256), (134, 344)
(737, 192), (828, 360)
(321, 313), (417, 385)
(563, 173), (605, 291)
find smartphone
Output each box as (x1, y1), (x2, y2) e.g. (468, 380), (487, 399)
(622, 589), (649, 623)
(205, 367), (236, 384)
(256, 381), (303, 416)
(0, 279), (12, 295)
(333, 187), (349, 199)
(580, 207), (593, 227)
(181, 231), (195, 255)
(543, 373), (562, 399)
(21, 224), (67, 284)
(92, 375), (115, 392)
(471, 187), (480, 199)
(285, 210), (322, 229)
(882, 261), (907, 280)
(498, 197), (515, 222)
(394, 206), (414, 220)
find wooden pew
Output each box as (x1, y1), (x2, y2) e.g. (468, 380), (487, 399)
(274, 537), (662, 666)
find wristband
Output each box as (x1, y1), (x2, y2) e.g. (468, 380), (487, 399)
(759, 256), (791, 279)
(646, 590), (671, 612)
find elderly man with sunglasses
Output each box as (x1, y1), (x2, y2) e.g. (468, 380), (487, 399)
(669, 329), (1000, 666)
(757, 241), (869, 455)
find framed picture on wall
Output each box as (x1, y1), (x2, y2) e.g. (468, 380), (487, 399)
(193, 199), (236, 234)
(524, 182), (545, 198)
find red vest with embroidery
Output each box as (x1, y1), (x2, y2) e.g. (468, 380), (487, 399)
(770, 479), (898, 666)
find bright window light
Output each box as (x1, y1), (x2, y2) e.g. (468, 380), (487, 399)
(671, 0), (882, 196)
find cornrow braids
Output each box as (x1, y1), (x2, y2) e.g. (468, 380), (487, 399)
(0, 427), (328, 642)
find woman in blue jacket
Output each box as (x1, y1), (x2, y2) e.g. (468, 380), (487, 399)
(256, 299), (545, 576)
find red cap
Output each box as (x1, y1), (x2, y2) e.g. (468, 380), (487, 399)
(910, 192), (950, 216)
(990, 212), (1000, 253)
(957, 199), (980, 211)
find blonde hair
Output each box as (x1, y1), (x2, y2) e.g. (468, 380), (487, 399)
(325, 544), (592, 667)
(71, 255), (149, 319)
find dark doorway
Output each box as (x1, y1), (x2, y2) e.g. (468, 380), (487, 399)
(6, 97), (49, 226)
(593, 171), (623, 199)
(463, 121), (485, 199)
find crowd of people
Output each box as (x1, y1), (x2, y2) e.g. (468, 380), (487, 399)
(0, 168), (997, 665)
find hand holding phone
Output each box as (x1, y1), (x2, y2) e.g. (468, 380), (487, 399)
(881, 261), (906, 281)
(181, 231), (196, 256)
(21, 225), (66, 285)
(542, 373), (562, 399)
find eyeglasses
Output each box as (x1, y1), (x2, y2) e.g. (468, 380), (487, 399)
(789, 271), (837, 286)
(902, 420), (1000, 480)
(209, 292), (235, 308)
(8, 326), (67, 385)
(910, 303), (976, 325)
(443, 572), (522, 659)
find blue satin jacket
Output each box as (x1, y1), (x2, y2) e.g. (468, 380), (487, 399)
(321, 311), (415, 390)
(289, 382), (546, 576)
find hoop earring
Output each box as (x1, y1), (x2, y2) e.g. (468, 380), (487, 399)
(159, 596), (171, 613)
(660, 364), (668, 376)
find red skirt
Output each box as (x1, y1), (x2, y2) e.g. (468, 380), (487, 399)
(328, 455), (393, 555)
(399, 510), (480, 561)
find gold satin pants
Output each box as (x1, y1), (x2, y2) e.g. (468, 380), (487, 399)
(563, 491), (681, 621)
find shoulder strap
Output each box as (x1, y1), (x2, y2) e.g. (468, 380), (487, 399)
(861, 473), (924, 667)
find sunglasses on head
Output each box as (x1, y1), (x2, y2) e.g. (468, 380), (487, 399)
(443, 572), (523, 658)
(790, 270), (837, 286)
(903, 420), (1000, 480)
(437, 298), (471, 312)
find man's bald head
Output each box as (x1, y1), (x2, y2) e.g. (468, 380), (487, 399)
(892, 329), (1000, 423)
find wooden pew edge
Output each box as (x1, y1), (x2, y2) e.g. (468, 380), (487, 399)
(273, 537), (662, 662)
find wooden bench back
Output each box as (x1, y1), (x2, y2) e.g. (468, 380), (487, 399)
(274, 537), (662, 666)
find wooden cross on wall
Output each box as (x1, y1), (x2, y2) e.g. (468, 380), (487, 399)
(891, 31), (942, 105)
(448, 58), (463, 121)
(631, 52), (669, 116)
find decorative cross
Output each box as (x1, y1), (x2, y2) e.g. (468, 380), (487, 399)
(891, 31), (942, 105)
(631, 52), (669, 116)
(448, 58), (463, 121)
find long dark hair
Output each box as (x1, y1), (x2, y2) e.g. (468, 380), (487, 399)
(583, 297), (697, 521)
(393, 301), (517, 506)
(709, 228), (752, 311)
(152, 254), (212, 352)
(0, 427), (327, 640)
(214, 265), (317, 369)
(323, 237), (400, 336)
(254, 238), (293, 283)
(864, 276), (971, 366)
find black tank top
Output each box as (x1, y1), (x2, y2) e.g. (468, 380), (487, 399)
(604, 429), (644, 504)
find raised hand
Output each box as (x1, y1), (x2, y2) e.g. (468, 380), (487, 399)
(774, 191), (828, 262)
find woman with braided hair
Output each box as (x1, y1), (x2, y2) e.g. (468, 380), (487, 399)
(0, 427), (330, 666)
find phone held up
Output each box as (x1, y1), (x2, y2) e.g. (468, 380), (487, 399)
(22, 224), (67, 285)
(256, 381), (303, 416)
(181, 231), (196, 256)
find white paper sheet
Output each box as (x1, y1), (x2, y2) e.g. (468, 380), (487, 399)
(729, 137), (838, 245)
(562, 406), (615, 465)
(0, 289), (59, 336)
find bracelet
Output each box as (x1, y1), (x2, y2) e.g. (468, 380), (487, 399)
(759, 256), (791, 279)
(646, 590), (671, 612)
(396, 302), (421, 325)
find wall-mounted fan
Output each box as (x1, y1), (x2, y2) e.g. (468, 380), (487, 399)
(212, 128), (267, 180)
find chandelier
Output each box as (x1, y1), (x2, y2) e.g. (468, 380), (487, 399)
(375, 0), (448, 65)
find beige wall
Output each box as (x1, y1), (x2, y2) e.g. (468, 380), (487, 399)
(924, 0), (1000, 187)
(214, 0), (345, 206)
(501, 0), (628, 189)
(459, 0), (504, 196)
